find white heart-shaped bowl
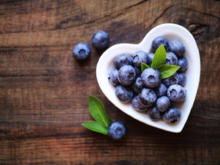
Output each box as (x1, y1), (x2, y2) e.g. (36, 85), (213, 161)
(96, 23), (200, 133)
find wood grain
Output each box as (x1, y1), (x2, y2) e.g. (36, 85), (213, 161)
(0, 0), (219, 164)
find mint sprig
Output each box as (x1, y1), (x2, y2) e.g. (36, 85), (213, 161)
(141, 45), (180, 79)
(82, 96), (112, 135)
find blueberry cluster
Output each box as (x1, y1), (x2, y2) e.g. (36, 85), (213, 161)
(108, 36), (188, 124)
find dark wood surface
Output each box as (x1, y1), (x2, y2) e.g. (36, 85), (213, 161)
(0, 0), (220, 164)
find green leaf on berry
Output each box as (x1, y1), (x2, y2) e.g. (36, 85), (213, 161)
(151, 45), (167, 69)
(141, 62), (150, 72)
(158, 64), (180, 79)
(82, 121), (108, 135)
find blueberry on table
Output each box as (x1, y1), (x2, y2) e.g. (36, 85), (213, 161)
(178, 73), (186, 86)
(156, 96), (170, 112)
(165, 52), (178, 65)
(151, 36), (170, 52)
(169, 40), (185, 57)
(133, 50), (148, 68)
(118, 65), (136, 86)
(178, 57), (188, 72)
(141, 68), (161, 88)
(163, 107), (181, 123)
(149, 107), (161, 120)
(108, 121), (126, 140)
(155, 83), (167, 97)
(132, 77), (144, 93)
(163, 73), (179, 87)
(113, 54), (133, 69)
(139, 88), (157, 107)
(167, 84), (186, 102)
(108, 69), (119, 87)
(146, 53), (154, 65)
(132, 96), (148, 112)
(72, 43), (91, 61)
(115, 85), (133, 103)
(91, 30), (109, 50)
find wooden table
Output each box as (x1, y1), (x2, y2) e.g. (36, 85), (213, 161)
(0, 0), (219, 164)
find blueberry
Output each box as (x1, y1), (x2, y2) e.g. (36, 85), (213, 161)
(146, 53), (154, 65)
(152, 36), (170, 52)
(132, 96), (148, 112)
(91, 30), (109, 50)
(149, 107), (161, 120)
(108, 121), (126, 140)
(163, 107), (181, 123)
(141, 68), (161, 88)
(169, 40), (185, 57)
(165, 52), (178, 65)
(72, 43), (91, 61)
(156, 96), (170, 112)
(134, 67), (141, 76)
(133, 50), (148, 68)
(108, 69), (119, 87)
(132, 77), (144, 93)
(155, 83), (167, 97)
(139, 88), (157, 107)
(118, 65), (136, 86)
(167, 84), (186, 102)
(178, 57), (188, 72)
(163, 73), (179, 87)
(115, 85), (133, 103)
(113, 54), (133, 69)
(178, 73), (186, 86)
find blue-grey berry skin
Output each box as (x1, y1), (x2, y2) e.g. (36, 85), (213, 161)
(152, 36), (170, 52)
(108, 69), (119, 87)
(115, 85), (133, 103)
(178, 73), (186, 86)
(167, 84), (186, 102)
(163, 107), (181, 123)
(133, 50), (148, 68)
(132, 77), (144, 93)
(156, 96), (170, 112)
(113, 54), (133, 69)
(132, 96), (148, 112)
(146, 53), (154, 65)
(178, 58), (188, 72)
(163, 73), (179, 87)
(169, 40), (185, 58)
(165, 52), (178, 65)
(141, 68), (161, 88)
(155, 83), (167, 97)
(139, 88), (157, 107)
(91, 30), (109, 50)
(108, 121), (126, 140)
(134, 67), (141, 76)
(118, 65), (136, 86)
(149, 107), (161, 120)
(72, 43), (91, 60)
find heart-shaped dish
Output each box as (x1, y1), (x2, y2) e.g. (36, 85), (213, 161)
(96, 23), (200, 133)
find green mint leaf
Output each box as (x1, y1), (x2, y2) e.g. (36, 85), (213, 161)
(141, 63), (150, 72)
(151, 45), (167, 69)
(82, 121), (108, 135)
(88, 96), (112, 128)
(158, 64), (180, 79)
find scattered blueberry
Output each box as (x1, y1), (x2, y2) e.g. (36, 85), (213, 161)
(113, 54), (133, 69)
(115, 85), (133, 103)
(167, 84), (186, 102)
(169, 40), (185, 57)
(118, 65), (136, 86)
(146, 53), (154, 65)
(133, 50), (148, 68)
(132, 77), (144, 93)
(163, 73), (179, 87)
(141, 68), (161, 88)
(132, 96), (148, 112)
(108, 121), (126, 140)
(155, 83), (167, 97)
(139, 88), (157, 107)
(91, 30), (109, 50)
(178, 57), (188, 72)
(165, 52), (178, 65)
(156, 96), (170, 112)
(149, 107), (161, 120)
(72, 43), (91, 61)
(163, 107), (181, 123)
(178, 73), (186, 86)
(152, 36), (170, 52)
(108, 69), (119, 87)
